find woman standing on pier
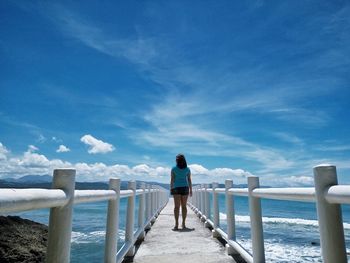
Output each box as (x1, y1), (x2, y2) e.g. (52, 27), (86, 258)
(170, 154), (192, 230)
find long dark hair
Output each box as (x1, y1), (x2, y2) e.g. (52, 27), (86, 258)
(176, 154), (187, 169)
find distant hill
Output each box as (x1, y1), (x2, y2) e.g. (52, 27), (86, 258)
(0, 175), (170, 190)
(0, 175), (254, 190)
(3, 175), (52, 183)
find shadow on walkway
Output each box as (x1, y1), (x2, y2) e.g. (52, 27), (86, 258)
(172, 227), (195, 232)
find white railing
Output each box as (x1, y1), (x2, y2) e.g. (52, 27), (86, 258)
(189, 164), (350, 263)
(0, 169), (169, 263)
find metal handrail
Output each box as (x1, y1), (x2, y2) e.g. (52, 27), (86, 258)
(0, 170), (169, 263)
(190, 164), (349, 263)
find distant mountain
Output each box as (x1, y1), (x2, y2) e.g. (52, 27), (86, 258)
(0, 175), (254, 190)
(0, 176), (258, 191)
(2, 175), (52, 183)
(0, 175), (170, 190)
(18, 175), (52, 183)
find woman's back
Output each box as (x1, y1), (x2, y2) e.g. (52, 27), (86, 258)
(172, 166), (190, 188)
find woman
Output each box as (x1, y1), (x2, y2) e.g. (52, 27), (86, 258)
(170, 154), (192, 230)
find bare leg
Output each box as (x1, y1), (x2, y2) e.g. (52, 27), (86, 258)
(173, 195), (181, 229)
(180, 195), (188, 228)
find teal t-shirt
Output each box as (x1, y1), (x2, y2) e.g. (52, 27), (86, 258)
(172, 166), (190, 188)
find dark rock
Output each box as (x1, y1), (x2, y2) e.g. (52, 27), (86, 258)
(0, 216), (48, 263)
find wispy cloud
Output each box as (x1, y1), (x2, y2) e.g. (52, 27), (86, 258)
(272, 132), (303, 145)
(315, 145), (350, 152)
(0, 113), (43, 137)
(43, 4), (336, 125)
(36, 134), (47, 143)
(20, 3), (349, 182)
(48, 6), (158, 67)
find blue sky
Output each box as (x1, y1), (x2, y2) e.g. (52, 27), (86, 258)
(1, 1), (349, 185)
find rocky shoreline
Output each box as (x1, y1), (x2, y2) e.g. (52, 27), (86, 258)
(0, 216), (48, 263)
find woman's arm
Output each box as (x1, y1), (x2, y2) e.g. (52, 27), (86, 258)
(188, 171), (192, 197)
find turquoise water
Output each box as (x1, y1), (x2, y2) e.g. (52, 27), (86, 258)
(13, 197), (140, 262)
(12, 195), (350, 262)
(214, 195), (350, 262)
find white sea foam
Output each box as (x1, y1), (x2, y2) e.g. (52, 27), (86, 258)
(238, 238), (323, 262)
(219, 213), (350, 230)
(71, 229), (126, 244)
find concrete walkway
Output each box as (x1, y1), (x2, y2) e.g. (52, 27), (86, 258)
(133, 198), (235, 263)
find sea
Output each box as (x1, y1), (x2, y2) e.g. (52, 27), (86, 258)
(12, 194), (350, 263)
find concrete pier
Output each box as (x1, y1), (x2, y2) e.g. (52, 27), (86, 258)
(133, 198), (235, 263)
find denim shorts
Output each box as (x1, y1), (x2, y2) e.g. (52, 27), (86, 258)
(171, 187), (189, 196)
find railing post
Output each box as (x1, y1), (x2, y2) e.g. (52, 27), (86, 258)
(46, 169), (76, 263)
(157, 186), (160, 213)
(154, 186), (157, 215)
(104, 178), (121, 263)
(151, 185), (156, 223)
(248, 176), (265, 263)
(199, 185), (203, 217)
(194, 186), (199, 214)
(191, 186), (196, 206)
(195, 186), (200, 216)
(196, 186), (200, 213)
(125, 180), (136, 257)
(203, 184), (208, 217)
(225, 179), (235, 240)
(138, 182), (146, 240)
(204, 183), (211, 228)
(200, 184), (206, 222)
(212, 182), (220, 238)
(225, 179), (237, 255)
(145, 184), (152, 229)
(199, 184), (203, 213)
(313, 164), (347, 263)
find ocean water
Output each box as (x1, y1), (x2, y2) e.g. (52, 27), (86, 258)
(214, 195), (350, 262)
(11, 195), (350, 262)
(13, 197), (139, 263)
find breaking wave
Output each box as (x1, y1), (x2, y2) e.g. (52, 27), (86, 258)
(71, 229), (126, 244)
(219, 212), (350, 229)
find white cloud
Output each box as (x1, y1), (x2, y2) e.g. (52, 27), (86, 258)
(288, 176), (314, 185)
(21, 149), (50, 168)
(188, 164), (252, 183)
(56, 145), (70, 153)
(1, 143), (349, 186)
(80, 134), (115, 154)
(0, 143), (252, 182)
(189, 164), (209, 175)
(0, 145), (71, 176)
(0, 142), (9, 160)
(268, 175), (315, 187)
